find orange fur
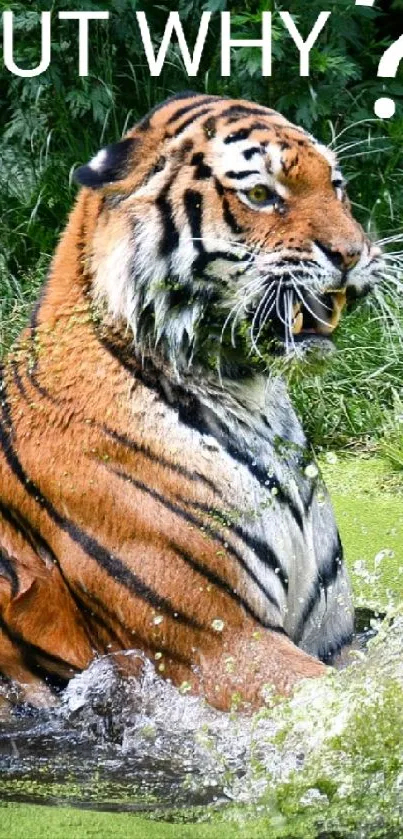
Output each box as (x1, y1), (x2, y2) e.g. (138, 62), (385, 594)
(0, 94), (377, 711)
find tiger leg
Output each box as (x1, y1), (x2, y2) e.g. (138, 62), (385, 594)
(192, 623), (326, 711)
(0, 626), (56, 708)
(154, 613), (326, 713)
(0, 547), (95, 707)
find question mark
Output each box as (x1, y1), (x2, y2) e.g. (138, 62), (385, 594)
(355, 0), (402, 118)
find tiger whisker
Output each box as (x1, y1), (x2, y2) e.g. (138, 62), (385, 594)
(284, 290), (297, 354)
(335, 136), (389, 155)
(375, 234), (403, 246)
(338, 147), (393, 162)
(250, 284), (277, 355)
(254, 294), (277, 349)
(372, 287), (403, 345)
(329, 117), (383, 147)
(221, 276), (268, 348)
(292, 277), (334, 313)
(290, 278), (332, 330)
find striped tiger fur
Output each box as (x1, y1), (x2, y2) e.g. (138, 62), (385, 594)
(0, 93), (383, 711)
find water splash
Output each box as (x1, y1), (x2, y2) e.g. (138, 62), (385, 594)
(0, 611), (402, 833)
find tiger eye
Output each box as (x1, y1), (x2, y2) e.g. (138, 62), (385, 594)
(247, 185), (271, 203)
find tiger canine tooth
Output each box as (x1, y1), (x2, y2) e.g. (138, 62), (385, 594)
(330, 291), (347, 329)
(292, 312), (303, 335)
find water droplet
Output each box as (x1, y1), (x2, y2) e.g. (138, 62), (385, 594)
(211, 619), (225, 632)
(153, 615), (164, 626)
(305, 463), (319, 479)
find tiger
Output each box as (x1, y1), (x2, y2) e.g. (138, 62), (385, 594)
(0, 92), (383, 712)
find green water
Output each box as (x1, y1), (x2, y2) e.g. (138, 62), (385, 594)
(0, 457), (402, 838)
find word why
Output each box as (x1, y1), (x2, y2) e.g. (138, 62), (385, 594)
(2, 10), (331, 78)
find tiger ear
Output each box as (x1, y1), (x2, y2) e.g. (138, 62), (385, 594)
(74, 138), (139, 189)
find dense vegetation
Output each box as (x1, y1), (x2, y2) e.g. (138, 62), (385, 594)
(0, 0), (402, 453)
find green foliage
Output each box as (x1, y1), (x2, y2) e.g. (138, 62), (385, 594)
(289, 303), (403, 449)
(1, 0), (402, 447)
(379, 394), (403, 471)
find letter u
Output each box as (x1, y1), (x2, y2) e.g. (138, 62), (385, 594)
(3, 11), (51, 77)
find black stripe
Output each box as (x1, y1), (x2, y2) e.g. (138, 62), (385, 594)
(224, 170), (260, 180)
(137, 91), (201, 131)
(221, 105), (275, 121)
(0, 501), (58, 571)
(293, 576), (321, 647)
(0, 368), (13, 435)
(10, 358), (29, 401)
(176, 138), (194, 163)
(74, 582), (193, 667)
(203, 116), (217, 139)
(108, 464), (280, 611)
(304, 478), (317, 513)
(189, 500), (288, 591)
(96, 332), (139, 377)
(319, 629), (354, 663)
(184, 188), (204, 254)
(166, 97), (218, 125)
(293, 540), (344, 645)
(228, 527), (288, 590)
(26, 366), (59, 404)
(156, 181), (179, 256)
(100, 424), (220, 494)
(214, 177), (224, 197)
(191, 152), (212, 180)
(0, 501), (118, 656)
(0, 613), (80, 684)
(222, 197), (243, 235)
(224, 123), (270, 145)
(320, 536), (344, 592)
(211, 425), (304, 530)
(92, 333), (304, 530)
(192, 249), (243, 274)
(169, 543), (286, 634)
(0, 548), (19, 597)
(168, 107), (214, 138)
(243, 146), (261, 161)
(0, 404), (201, 631)
(224, 128), (252, 145)
(72, 583), (136, 652)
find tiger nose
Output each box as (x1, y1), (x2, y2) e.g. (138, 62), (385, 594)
(315, 240), (362, 272)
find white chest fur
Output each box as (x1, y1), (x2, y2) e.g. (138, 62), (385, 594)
(131, 371), (353, 661)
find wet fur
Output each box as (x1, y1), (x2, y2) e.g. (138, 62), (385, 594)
(0, 94), (382, 710)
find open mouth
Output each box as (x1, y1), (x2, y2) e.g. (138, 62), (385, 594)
(291, 290), (347, 341)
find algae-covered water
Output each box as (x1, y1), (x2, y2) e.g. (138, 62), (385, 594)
(0, 457), (402, 838)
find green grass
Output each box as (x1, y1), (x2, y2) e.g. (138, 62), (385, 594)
(322, 454), (403, 610)
(0, 803), (271, 839)
(289, 301), (403, 450)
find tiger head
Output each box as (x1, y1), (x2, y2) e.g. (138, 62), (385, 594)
(75, 92), (383, 376)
